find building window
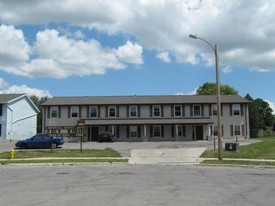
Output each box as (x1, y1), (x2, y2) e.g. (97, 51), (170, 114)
(234, 125), (241, 136)
(90, 106), (98, 118)
(193, 105), (201, 116)
(0, 104), (2, 116)
(108, 106), (116, 118)
(129, 126), (138, 138)
(212, 104), (217, 116)
(174, 105), (182, 117)
(0, 124), (1, 136)
(153, 125), (161, 137)
(153, 105), (161, 117)
(129, 105), (138, 117)
(71, 106), (79, 118)
(50, 106), (58, 118)
(232, 104), (241, 116)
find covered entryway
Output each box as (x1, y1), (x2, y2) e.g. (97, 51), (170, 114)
(87, 126), (99, 141)
(193, 126), (204, 140)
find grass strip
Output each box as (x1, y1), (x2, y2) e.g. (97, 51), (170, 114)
(0, 148), (121, 159)
(201, 160), (275, 167)
(1, 158), (128, 165)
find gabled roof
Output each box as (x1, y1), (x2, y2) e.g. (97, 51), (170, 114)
(41, 95), (250, 106)
(0, 94), (25, 103)
(0, 93), (40, 113)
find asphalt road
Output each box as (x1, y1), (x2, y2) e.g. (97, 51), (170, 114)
(0, 164), (274, 206)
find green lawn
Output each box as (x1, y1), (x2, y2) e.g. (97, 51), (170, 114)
(200, 137), (275, 166)
(0, 148), (127, 165)
(201, 137), (275, 159)
(202, 160), (275, 167)
(0, 148), (121, 159)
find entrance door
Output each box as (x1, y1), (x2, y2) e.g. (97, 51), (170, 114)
(87, 126), (99, 141)
(196, 126), (203, 140)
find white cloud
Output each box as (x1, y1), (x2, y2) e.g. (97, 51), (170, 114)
(0, 29), (143, 78)
(0, 77), (8, 88)
(176, 87), (198, 95)
(0, 77), (51, 98)
(0, 78), (52, 98)
(0, 25), (30, 67)
(156, 52), (171, 63)
(73, 30), (85, 39)
(0, 85), (52, 98)
(0, 0), (275, 73)
(222, 65), (232, 74)
(116, 41), (143, 64)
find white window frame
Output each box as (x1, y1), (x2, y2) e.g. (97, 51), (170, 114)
(129, 126), (138, 138)
(212, 104), (217, 116)
(129, 105), (138, 117)
(153, 105), (161, 117)
(234, 125), (241, 136)
(50, 106), (58, 118)
(108, 106), (117, 118)
(71, 106), (79, 118)
(153, 125), (161, 137)
(232, 104), (241, 116)
(90, 106), (98, 118)
(174, 105), (182, 117)
(193, 105), (201, 116)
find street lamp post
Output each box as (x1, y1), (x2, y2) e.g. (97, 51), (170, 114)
(189, 34), (223, 160)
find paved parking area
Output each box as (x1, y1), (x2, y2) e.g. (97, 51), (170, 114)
(62, 141), (215, 157)
(1, 139), (259, 155)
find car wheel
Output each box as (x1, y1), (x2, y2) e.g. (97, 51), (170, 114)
(21, 144), (28, 149)
(51, 143), (57, 149)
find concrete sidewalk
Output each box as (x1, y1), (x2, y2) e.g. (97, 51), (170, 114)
(128, 147), (207, 165)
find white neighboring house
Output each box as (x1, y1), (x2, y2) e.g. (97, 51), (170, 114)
(0, 94), (39, 141)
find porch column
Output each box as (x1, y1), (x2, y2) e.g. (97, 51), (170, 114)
(143, 125), (148, 141)
(112, 125), (115, 135)
(175, 124), (179, 141)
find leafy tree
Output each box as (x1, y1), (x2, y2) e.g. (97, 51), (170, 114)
(30, 95), (48, 133)
(196, 82), (238, 95)
(245, 94), (275, 133)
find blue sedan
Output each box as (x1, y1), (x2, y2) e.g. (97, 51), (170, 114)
(15, 133), (64, 149)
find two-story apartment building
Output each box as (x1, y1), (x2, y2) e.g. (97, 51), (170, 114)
(41, 95), (250, 142)
(0, 94), (39, 141)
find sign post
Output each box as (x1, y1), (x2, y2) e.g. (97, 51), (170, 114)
(77, 120), (86, 153)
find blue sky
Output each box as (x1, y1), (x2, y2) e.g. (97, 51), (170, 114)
(0, 0), (274, 112)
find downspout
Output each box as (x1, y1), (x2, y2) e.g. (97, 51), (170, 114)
(7, 104), (13, 140)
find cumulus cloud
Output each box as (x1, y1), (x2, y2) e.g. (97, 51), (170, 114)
(116, 41), (143, 64)
(0, 85), (52, 98)
(0, 0), (275, 73)
(0, 25), (30, 67)
(156, 52), (171, 63)
(0, 29), (143, 78)
(0, 77), (52, 98)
